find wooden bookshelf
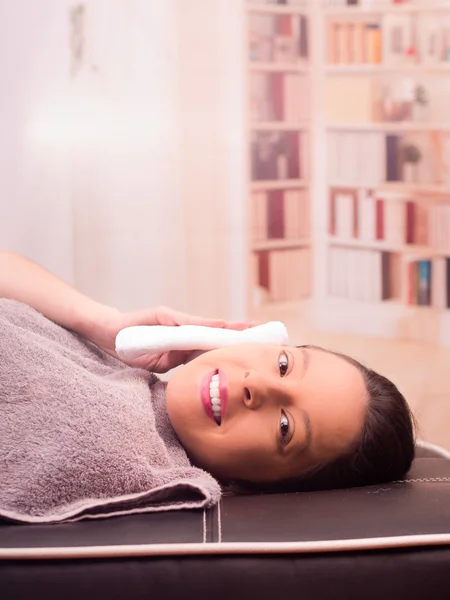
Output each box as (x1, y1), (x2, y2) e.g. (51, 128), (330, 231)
(318, 0), (450, 347)
(246, 1), (312, 310)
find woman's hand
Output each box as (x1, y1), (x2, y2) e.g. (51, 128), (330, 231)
(0, 252), (254, 373)
(95, 305), (254, 373)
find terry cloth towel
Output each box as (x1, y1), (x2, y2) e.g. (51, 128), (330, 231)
(0, 299), (221, 524)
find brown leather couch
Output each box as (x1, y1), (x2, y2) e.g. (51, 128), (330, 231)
(1, 450), (450, 599)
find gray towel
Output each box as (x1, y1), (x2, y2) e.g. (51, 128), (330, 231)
(0, 299), (221, 523)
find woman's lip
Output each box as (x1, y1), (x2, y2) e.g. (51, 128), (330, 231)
(218, 368), (228, 422)
(200, 370), (217, 424)
(200, 369), (228, 426)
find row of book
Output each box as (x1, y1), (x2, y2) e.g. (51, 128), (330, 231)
(256, 248), (311, 301)
(330, 188), (450, 250)
(429, 203), (450, 254)
(329, 188), (428, 245)
(251, 131), (307, 180)
(328, 246), (450, 307)
(327, 20), (382, 65)
(248, 14), (309, 63)
(407, 257), (450, 308)
(327, 131), (385, 186)
(252, 189), (309, 241)
(327, 14), (450, 66)
(250, 72), (309, 122)
(328, 247), (397, 302)
(327, 131), (446, 187)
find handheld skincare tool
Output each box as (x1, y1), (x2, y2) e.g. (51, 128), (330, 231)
(115, 321), (289, 361)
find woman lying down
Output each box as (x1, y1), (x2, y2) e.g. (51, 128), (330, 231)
(0, 251), (415, 524)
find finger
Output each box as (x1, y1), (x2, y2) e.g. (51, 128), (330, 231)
(153, 307), (227, 328)
(223, 320), (257, 331)
(162, 309), (256, 331)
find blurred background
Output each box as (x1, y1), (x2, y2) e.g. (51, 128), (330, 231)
(1, 0), (450, 449)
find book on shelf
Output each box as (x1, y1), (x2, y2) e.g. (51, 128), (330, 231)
(252, 189), (309, 241)
(328, 247), (400, 303)
(255, 248), (310, 303)
(403, 255), (450, 309)
(327, 18), (382, 65)
(327, 131), (385, 186)
(430, 257), (450, 310)
(248, 12), (309, 63)
(251, 130), (307, 180)
(327, 130), (448, 187)
(429, 202), (450, 254)
(328, 187), (435, 246)
(250, 72), (310, 121)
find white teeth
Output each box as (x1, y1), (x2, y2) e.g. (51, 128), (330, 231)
(209, 372), (222, 421)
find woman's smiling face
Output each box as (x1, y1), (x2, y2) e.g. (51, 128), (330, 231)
(165, 345), (368, 483)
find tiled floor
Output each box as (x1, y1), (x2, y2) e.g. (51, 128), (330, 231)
(252, 301), (450, 451)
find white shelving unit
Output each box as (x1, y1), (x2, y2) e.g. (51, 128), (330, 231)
(243, 0), (450, 348)
(316, 0), (450, 348)
(245, 1), (313, 311)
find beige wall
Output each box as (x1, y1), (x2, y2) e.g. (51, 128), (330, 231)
(0, 0), (247, 319)
(0, 0), (75, 283)
(177, 0), (247, 320)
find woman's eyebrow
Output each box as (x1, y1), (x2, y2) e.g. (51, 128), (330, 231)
(296, 349), (312, 451)
(300, 347), (310, 378)
(302, 409), (312, 451)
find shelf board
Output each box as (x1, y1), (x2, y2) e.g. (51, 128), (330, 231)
(252, 238), (310, 252)
(251, 179), (308, 190)
(323, 4), (450, 17)
(249, 61), (310, 73)
(379, 182), (450, 196)
(247, 3), (310, 16)
(326, 121), (450, 133)
(327, 236), (430, 255)
(328, 182), (450, 195)
(251, 121), (310, 131)
(325, 63), (450, 75)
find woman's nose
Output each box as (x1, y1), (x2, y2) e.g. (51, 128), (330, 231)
(243, 370), (272, 409)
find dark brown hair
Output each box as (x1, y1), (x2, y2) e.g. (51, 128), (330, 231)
(229, 345), (416, 494)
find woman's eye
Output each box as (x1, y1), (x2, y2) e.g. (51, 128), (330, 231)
(280, 411), (290, 445)
(278, 351), (289, 377)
